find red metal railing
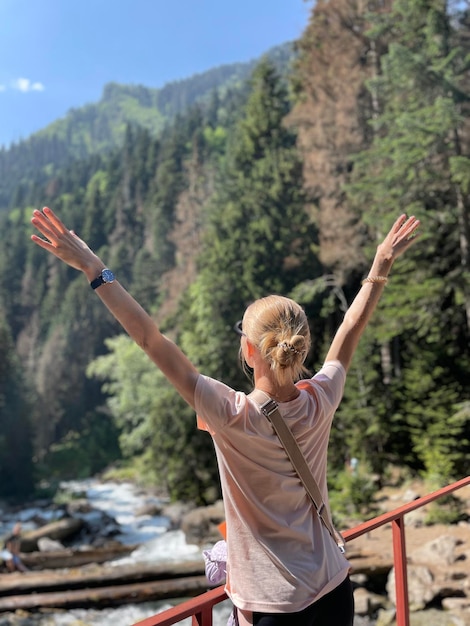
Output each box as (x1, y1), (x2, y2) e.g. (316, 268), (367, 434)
(134, 475), (470, 626)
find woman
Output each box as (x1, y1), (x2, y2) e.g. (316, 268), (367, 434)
(31, 207), (420, 625)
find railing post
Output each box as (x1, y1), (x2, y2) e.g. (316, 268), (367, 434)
(192, 607), (213, 626)
(392, 515), (410, 626)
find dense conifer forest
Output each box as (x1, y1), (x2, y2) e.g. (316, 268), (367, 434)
(0, 0), (468, 510)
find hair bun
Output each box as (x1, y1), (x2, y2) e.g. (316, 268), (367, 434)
(277, 341), (303, 356)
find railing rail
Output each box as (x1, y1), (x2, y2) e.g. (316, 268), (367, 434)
(134, 475), (470, 626)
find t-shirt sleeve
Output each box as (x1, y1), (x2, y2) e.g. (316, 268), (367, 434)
(195, 374), (245, 435)
(298, 360), (346, 417)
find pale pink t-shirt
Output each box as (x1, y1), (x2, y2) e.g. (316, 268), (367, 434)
(195, 360), (350, 614)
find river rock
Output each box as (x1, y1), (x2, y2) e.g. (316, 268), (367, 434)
(410, 535), (460, 565)
(37, 537), (65, 552)
(134, 502), (164, 517)
(353, 586), (392, 615)
(442, 596), (470, 615)
(181, 500), (225, 545)
(406, 608), (466, 626)
(386, 564), (435, 610)
(375, 609), (396, 626)
(377, 607), (468, 626)
(161, 501), (194, 530)
(65, 498), (94, 515)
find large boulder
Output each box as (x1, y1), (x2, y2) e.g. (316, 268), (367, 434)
(410, 535), (460, 566)
(181, 500), (225, 546)
(386, 565), (435, 611)
(19, 517), (84, 552)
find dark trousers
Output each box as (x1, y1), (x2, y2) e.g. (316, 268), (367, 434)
(252, 576), (354, 626)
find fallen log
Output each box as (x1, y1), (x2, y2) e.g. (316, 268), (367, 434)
(20, 518), (84, 552)
(21, 543), (137, 569)
(0, 575), (210, 611)
(0, 548), (393, 615)
(0, 559), (205, 596)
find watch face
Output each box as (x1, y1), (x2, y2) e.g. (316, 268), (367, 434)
(102, 269), (115, 284)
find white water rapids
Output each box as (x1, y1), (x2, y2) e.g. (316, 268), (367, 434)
(0, 479), (235, 626)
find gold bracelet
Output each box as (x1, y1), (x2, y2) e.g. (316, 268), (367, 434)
(361, 275), (388, 286)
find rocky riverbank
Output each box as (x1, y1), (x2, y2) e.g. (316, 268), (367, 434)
(344, 479), (470, 626)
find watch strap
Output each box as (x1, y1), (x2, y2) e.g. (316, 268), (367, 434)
(90, 275), (105, 290)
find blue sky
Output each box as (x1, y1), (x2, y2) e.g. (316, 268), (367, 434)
(0, 0), (312, 148)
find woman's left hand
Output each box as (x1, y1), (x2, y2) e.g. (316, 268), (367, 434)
(31, 207), (99, 273)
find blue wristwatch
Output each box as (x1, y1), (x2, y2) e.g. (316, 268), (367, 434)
(90, 268), (115, 290)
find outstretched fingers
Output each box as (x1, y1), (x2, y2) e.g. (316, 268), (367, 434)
(399, 215), (420, 240)
(390, 214), (421, 256)
(31, 207), (71, 248)
(41, 206), (68, 233)
(31, 207), (96, 273)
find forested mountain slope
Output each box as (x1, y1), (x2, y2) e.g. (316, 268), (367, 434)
(0, 42), (294, 212)
(0, 1), (468, 506)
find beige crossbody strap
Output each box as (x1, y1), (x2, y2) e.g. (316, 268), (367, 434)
(250, 389), (345, 553)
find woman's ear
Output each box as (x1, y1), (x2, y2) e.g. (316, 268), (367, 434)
(243, 338), (257, 368)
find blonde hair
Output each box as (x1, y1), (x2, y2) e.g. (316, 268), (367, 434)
(242, 295), (311, 385)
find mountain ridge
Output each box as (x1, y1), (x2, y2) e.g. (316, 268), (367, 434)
(0, 41), (295, 211)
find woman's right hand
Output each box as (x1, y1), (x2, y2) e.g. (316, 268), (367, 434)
(375, 213), (420, 265)
(325, 214), (421, 372)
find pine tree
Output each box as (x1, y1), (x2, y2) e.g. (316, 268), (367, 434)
(345, 0), (470, 480)
(0, 315), (34, 499)
(180, 59), (319, 388)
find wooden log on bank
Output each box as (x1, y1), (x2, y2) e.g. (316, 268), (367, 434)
(0, 575), (210, 611)
(0, 559), (206, 596)
(21, 543), (137, 569)
(0, 549), (393, 613)
(0, 552), (391, 598)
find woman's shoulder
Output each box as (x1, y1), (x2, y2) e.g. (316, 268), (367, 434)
(297, 360), (345, 387)
(296, 361), (346, 407)
(195, 374), (249, 431)
(196, 374), (246, 403)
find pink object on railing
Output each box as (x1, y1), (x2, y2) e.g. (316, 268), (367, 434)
(133, 475), (470, 626)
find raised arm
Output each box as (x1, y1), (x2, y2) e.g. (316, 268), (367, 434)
(325, 214), (421, 372)
(31, 207), (199, 409)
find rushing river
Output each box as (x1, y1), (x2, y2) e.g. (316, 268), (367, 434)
(0, 480), (374, 626)
(0, 479), (235, 626)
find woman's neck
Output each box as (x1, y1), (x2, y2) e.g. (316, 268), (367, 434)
(253, 374), (300, 403)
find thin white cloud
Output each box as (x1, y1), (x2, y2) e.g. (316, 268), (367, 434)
(11, 78), (45, 92)
(0, 84), (6, 92)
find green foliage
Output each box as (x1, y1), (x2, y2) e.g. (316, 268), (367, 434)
(0, 315), (35, 500)
(87, 336), (156, 456)
(328, 463), (379, 526)
(341, 0), (470, 478)
(111, 450), (161, 489)
(147, 123), (188, 278)
(424, 494), (467, 526)
(87, 336), (218, 503)
(412, 395), (470, 484)
(38, 417), (121, 481)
